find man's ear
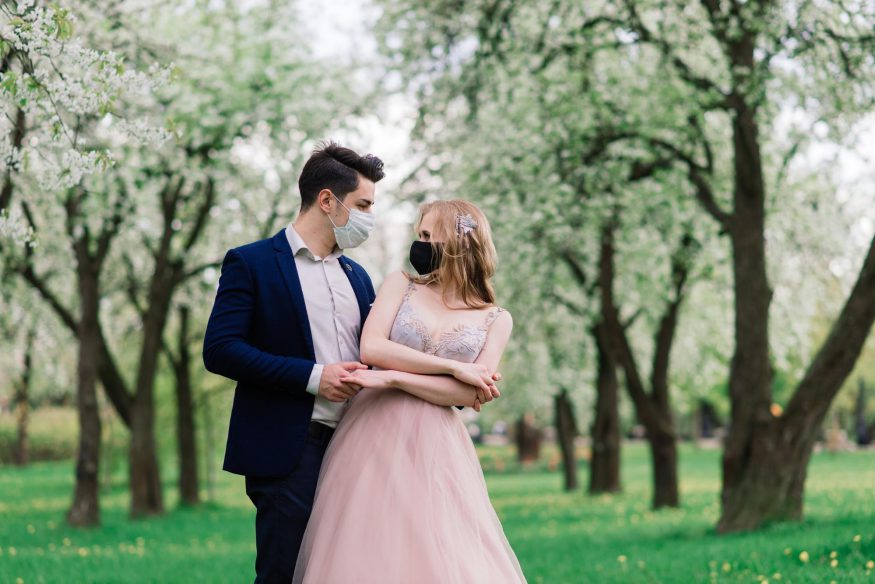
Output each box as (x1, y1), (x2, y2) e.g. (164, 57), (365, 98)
(317, 189), (334, 213)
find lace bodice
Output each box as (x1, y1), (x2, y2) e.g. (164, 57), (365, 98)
(388, 281), (505, 363)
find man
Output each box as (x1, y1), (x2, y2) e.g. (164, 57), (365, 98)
(203, 142), (497, 583)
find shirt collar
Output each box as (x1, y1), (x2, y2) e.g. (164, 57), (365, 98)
(286, 222), (342, 261)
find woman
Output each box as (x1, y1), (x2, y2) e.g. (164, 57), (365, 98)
(292, 200), (526, 583)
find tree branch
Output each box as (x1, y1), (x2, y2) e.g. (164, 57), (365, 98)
(782, 231), (875, 437)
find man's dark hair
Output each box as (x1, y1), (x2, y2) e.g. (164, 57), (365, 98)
(298, 142), (385, 210)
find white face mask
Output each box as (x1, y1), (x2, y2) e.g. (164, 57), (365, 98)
(328, 194), (375, 249)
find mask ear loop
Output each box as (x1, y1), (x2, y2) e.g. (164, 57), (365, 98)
(328, 193), (352, 229)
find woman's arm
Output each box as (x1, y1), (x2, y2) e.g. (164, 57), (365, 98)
(345, 308), (513, 409)
(359, 271), (494, 390)
(340, 369), (501, 410)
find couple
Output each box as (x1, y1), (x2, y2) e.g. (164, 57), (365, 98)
(203, 142), (526, 583)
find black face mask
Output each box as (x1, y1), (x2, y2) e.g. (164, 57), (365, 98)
(409, 240), (443, 275)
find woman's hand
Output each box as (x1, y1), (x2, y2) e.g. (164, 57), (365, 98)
(450, 362), (494, 391)
(339, 369), (395, 391)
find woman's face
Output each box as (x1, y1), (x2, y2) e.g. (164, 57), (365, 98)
(417, 211), (444, 244)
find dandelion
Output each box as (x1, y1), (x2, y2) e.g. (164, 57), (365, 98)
(798, 551), (809, 563)
(78, 548), (89, 557)
(15, 578), (23, 584)
(9, 547), (17, 556)
(866, 560), (874, 570)
(26, 524), (36, 534)
(853, 534), (861, 542)
(617, 555), (627, 563)
(722, 562), (732, 573)
(829, 551), (837, 559)
(783, 547), (791, 555)
(62, 538), (71, 546)
(830, 559), (838, 568)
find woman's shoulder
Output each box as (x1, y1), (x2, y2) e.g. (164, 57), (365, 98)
(376, 270), (416, 297)
(485, 305), (512, 328)
(382, 270), (414, 287)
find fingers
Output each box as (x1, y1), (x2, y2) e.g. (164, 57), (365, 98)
(492, 371), (502, 382)
(340, 361), (368, 372)
(325, 383), (359, 402)
(473, 398), (481, 412)
(339, 382), (361, 395)
(489, 384), (501, 398)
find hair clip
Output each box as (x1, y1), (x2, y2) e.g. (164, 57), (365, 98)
(456, 213), (478, 236)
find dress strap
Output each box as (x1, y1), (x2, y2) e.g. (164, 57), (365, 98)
(482, 307), (505, 329)
(402, 279), (417, 302)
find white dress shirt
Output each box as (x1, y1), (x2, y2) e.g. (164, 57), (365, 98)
(286, 223), (362, 428)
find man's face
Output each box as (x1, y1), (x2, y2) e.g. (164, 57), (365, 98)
(330, 177), (375, 226)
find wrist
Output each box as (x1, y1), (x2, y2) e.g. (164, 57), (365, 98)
(383, 369), (401, 387)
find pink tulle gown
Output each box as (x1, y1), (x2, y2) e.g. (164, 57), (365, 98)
(292, 282), (527, 584)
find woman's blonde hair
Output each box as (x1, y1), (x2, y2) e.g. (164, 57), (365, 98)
(409, 199), (497, 309)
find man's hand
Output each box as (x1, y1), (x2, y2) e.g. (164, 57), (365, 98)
(319, 362), (368, 402)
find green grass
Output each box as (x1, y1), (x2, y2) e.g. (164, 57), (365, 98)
(1, 444), (874, 583)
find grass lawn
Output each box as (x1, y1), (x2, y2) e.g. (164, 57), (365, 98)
(1, 443), (874, 583)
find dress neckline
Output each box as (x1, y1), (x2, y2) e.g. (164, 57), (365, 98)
(398, 281), (503, 355)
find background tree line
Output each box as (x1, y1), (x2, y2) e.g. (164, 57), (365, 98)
(1, 0), (874, 538)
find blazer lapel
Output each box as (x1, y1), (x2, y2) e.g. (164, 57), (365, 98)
(273, 229), (316, 360)
(339, 256), (370, 329)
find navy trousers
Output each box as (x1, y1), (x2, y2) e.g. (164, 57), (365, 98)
(245, 423), (334, 583)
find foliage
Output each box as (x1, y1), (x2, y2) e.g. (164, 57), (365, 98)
(373, 0), (875, 435)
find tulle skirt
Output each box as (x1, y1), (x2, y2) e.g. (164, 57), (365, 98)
(292, 387), (527, 584)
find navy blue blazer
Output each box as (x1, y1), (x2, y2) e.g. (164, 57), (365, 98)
(203, 228), (375, 478)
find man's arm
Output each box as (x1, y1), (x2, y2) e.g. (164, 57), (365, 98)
(202, 248), (315, 392)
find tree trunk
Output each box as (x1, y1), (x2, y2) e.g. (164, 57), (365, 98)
(128, 261), (176, 516)
(13, 326), (35, 466)
(67, 264), (102, 527)
(129, 398), (164, 517)
(649, 429), (679, 508)
(174, 306), (199, 506)
(201, 391), (218, 503)
(716, 30), (779, 529)
(717, 422), (812, 530)
(589, 323), (621, 494)
(515, 413), (542, 463)
(717, 38), (875, 528)
(554, 389), (579, 491)
(595, 218), (688, 508)
(855, 379), (870, 446)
